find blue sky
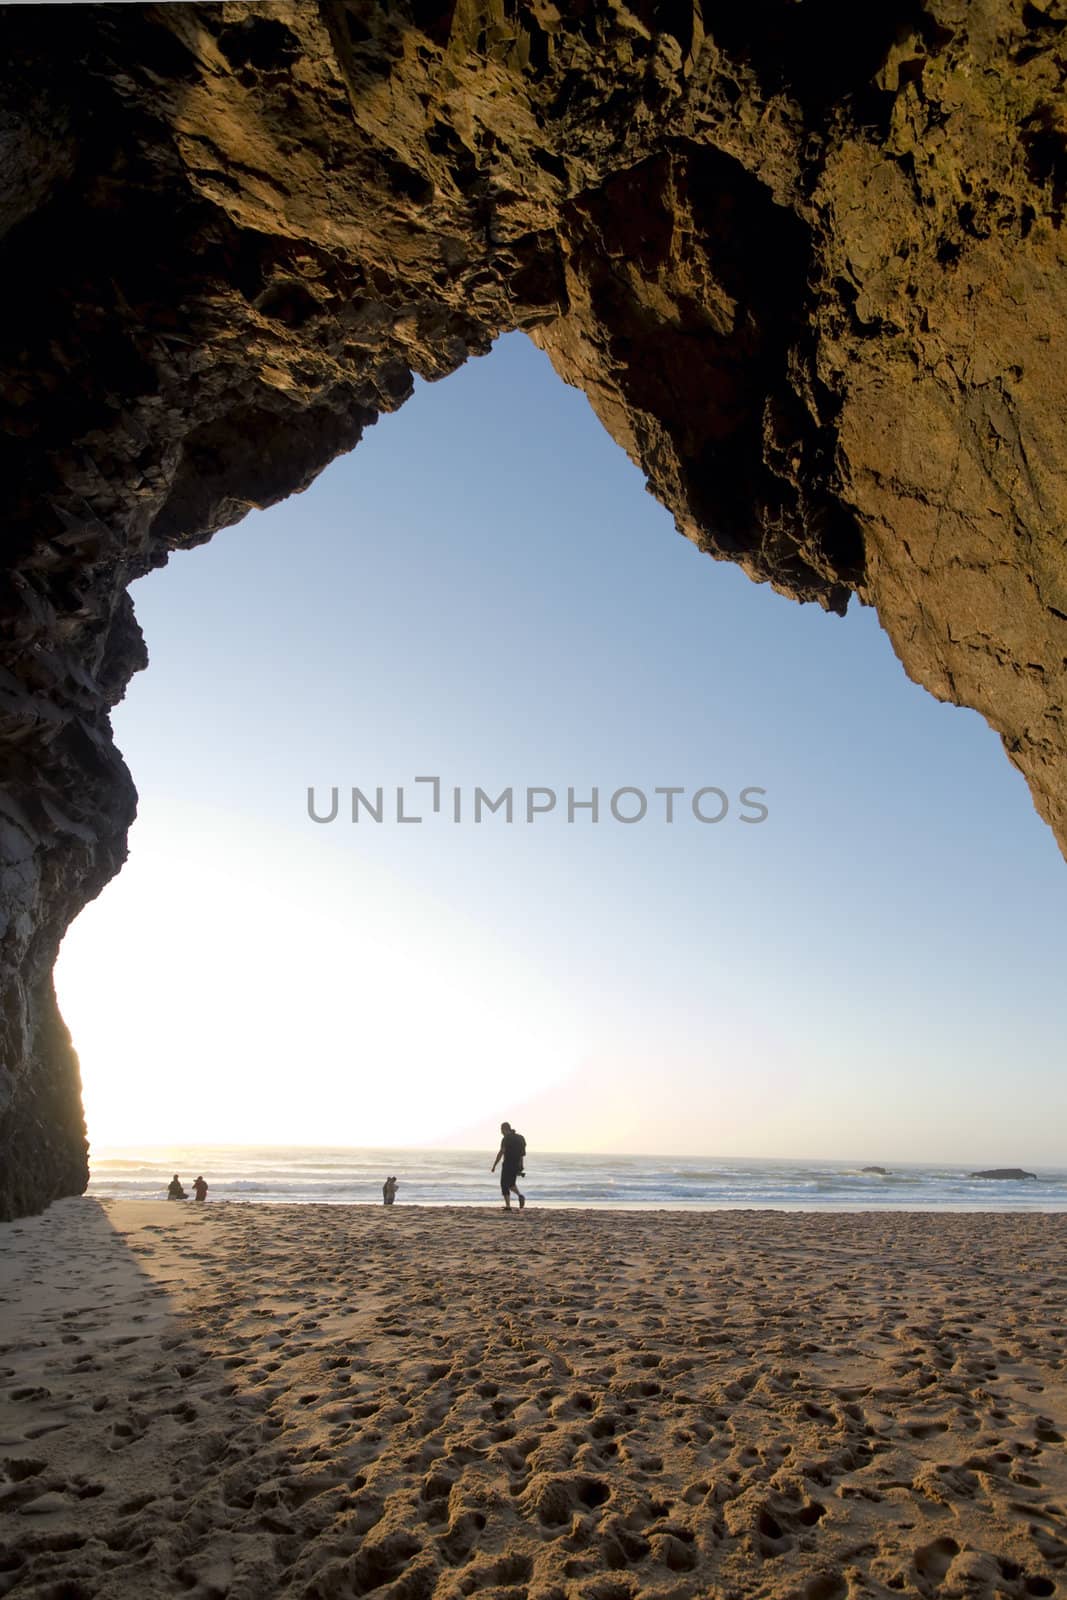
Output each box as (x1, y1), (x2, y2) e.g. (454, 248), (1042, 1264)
(57, 333), (1066, 1161)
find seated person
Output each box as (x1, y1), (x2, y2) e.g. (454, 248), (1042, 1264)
(167, 1174), (187, 1200)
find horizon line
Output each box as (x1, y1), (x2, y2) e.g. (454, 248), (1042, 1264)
(86, 1141), (1062, 1171)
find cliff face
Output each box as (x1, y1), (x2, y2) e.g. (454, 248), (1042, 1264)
(1, 1), (1064, 1217)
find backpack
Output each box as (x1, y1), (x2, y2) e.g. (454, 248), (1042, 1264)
(506, 1130), (526, 1173)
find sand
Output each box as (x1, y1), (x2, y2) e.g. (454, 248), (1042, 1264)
(1, 1200), (1064, 1600)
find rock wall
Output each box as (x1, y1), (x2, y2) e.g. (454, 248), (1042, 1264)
(1, 0), (1064, 1217)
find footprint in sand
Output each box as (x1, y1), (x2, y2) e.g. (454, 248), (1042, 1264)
(914, 1535), (961, 1584)
(803, 1575), (847, 1600)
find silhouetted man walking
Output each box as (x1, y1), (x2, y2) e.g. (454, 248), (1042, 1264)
(491, 1122), (526, 1211)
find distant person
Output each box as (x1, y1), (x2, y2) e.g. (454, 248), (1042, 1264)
(192, 1175), (208, 1203)
(382, 1175), (398, 1206)
(167, 1174), (187, 1201)
(491, 1122), (526, 1211)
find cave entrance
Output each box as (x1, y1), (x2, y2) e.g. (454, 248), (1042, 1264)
(54, 334), (1067, 1182)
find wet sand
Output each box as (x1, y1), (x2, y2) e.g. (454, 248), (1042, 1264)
(1, 1200), (1064, 1600)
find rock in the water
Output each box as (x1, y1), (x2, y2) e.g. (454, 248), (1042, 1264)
(2, 3), (1067, 1217)
(862, 1167), (889, 1176)
(968, 1169), (1038, 1181)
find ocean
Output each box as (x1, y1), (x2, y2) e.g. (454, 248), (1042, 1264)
(86, 1146), (1067, 1211)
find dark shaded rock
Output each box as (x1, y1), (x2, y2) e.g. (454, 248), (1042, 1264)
(968, 1169), (1038, 1181)
(862, 1167), (889, 1176)
(1, 3), (1066, 1216)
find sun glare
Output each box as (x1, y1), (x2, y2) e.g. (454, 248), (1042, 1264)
(57, 801), (583, 1149)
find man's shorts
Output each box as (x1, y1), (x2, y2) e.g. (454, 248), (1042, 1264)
(501, 1167), (520, 1195)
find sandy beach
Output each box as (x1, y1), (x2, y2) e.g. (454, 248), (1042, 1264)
(1, 1202), (1064, 1600)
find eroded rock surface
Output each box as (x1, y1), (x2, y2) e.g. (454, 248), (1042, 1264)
(1, 1), (1065, 1216)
